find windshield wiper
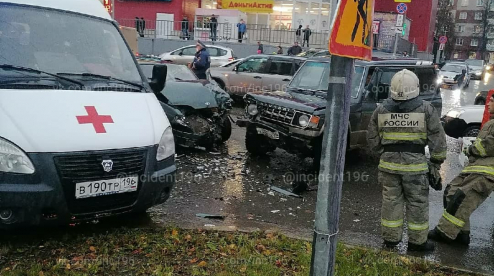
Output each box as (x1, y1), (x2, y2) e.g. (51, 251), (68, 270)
(0, 64), (84, 87)
(57, 72), (145, 90)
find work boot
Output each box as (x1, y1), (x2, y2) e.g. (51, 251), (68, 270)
(383, 240), (400, 248)
(427, 227), (454, 243)
(408, 240), (435, 252)
(456, 231), (471, 246)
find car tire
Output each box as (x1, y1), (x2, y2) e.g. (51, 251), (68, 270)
(463, 125), (481, 137)
(245, 125), (275, 156)
(220, 115), (232, 142)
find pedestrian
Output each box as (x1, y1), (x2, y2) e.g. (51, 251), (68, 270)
(135, 17), (141, 34)
(140, 17), (146, 37)
(295, 25), (302, 44)
(367, 69), (447, 252)
(181, 15), (189, 40)
(302, 25), (311, 47)
(210, 14), (218, 41)
(188, 40), (211, 80)
(287, 41), (302, 56)
(257, 41), (264, 54)
(429, 94), (494, 246)
(403, 51), (409, 57)
(237, 19), (246, 43)
(276, 45), (283, 55)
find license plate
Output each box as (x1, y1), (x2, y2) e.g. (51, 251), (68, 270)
(257, 128), (279, 139)
(75, 176), (138, 199)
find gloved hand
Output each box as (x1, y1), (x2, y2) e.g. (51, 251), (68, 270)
(463, 145), (470, 156)
(428, 162), (443, 191)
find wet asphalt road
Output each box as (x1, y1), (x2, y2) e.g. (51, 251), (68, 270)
(149, 74), (494, 274)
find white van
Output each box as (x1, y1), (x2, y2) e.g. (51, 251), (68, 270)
(0, 0), (176, 227)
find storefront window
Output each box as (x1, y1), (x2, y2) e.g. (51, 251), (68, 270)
(321, 3), (330, 30)
(294, 2), (308, 29)
(202, 0), (216, 9)
(271, 1), (293, 30)
(308, 2), (319, 29)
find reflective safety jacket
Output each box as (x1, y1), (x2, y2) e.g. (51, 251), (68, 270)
(367, 98), (447, 175)
(462, 119), (494, 177)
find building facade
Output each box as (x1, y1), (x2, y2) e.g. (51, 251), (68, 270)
(449, 0), (494, 61)
(374, 0), (439, 53)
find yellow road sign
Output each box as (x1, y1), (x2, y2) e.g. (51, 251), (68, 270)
(329, 0), (375, 60)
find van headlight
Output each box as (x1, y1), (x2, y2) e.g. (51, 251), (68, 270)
(0, 138), (35, 174)
(156, 126), (175, 161)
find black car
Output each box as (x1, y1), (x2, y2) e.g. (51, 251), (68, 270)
(237, 58), (442, 167)
(140, 63), (233, 149)
(474, 90), (489, 105)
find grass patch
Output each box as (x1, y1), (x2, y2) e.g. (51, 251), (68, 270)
(0, 227), (481, 276)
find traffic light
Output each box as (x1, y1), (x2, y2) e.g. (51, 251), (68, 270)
(402, 23), (407, 36)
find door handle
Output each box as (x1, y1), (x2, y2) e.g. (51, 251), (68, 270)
(282, 78), (290, 81)
(253, 76), (262, 79)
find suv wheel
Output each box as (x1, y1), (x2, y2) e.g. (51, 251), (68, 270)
(220, 115), (232, 142)
(245, 125), (275, 156)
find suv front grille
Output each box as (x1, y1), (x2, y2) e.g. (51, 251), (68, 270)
(54, 148), (147, 214)
(258, 102), (296, 125)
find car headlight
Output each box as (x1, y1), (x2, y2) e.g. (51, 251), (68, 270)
(436, 78), (443, 84)
(247, 104), (258, 116)
(299, 114), (310, 127)
(486, 65), (492, 70)
(476, 71), (482, 76)
(0, 137), (35, 174)
(156, 126), (175, 161)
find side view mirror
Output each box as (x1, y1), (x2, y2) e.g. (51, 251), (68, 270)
(149, 64), (167, 93)
(178, 51), (183, 56)
(233, 64), (239, 72)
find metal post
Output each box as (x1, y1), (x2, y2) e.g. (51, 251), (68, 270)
(392, 33), (399, 57)
(111, 0), (115, 19)
(309, 55), (354, 276)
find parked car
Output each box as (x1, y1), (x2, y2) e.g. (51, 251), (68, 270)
(465, 59), (485, 80)
(297, 50), (330, 58)
(159, 45), (235, 67)
(219, 58), (243, 68)
(441, 105), (483, 138)
(210, 55), (306, 98)
(139, 63), (233, 149)
(438, 62), (470, 89)
(237, 58), (442, 168)
(474, 90), (489, 105)
(0, 0), (176, 228)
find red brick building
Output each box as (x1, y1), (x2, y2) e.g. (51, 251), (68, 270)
(375, 0), (439, 53)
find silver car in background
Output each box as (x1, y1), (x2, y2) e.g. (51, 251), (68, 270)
(159, 45), (236, 67)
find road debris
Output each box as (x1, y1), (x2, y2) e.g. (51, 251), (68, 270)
(271, 210), (280, 214)
(196, 213), (226, 220)
(270, 186), (303, 198)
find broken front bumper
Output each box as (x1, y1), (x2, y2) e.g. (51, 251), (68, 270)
(0, 146), (175, 229)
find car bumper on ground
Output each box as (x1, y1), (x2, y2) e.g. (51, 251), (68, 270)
(0, 146), (176, 229)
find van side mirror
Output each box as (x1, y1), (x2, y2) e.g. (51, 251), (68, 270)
(149, 65), (167, 93)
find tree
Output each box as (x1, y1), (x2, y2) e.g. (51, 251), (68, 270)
(435, 0), (456, 60)
(480, 0), (493, 61)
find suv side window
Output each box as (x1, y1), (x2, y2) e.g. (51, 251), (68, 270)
(238, 57), (268, 73)
(413, 67), (437, 93)
(268, 58), (293, 76)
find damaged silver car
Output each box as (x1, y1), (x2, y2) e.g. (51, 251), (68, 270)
(140, 63), (233, 149)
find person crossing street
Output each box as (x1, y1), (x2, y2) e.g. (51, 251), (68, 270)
(367, 69), (447, 252)
(429, 94), (494, 246)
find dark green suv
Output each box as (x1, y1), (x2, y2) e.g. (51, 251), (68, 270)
(237, 58), (443, 166)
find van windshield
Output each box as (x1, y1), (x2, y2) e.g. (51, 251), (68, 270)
(0, 4), (142, 86)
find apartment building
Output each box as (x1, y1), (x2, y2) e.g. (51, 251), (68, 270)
(450, 0), (493, 61)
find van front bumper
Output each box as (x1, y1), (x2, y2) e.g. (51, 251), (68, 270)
(0, 146), (175, 228)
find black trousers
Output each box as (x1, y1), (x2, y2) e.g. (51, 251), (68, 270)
(303, 38), (309, 47)
(238, 32), (244, 43)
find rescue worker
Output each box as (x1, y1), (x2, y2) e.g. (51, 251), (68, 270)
(367, 69), (447, 251)
(189, 40), (210, 80)
(429, 94), (494, 246)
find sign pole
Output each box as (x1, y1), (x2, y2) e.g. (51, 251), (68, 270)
(393, 33), (399, 57)
(309, 55), (354, 276)
(111, 0), (115, 19)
